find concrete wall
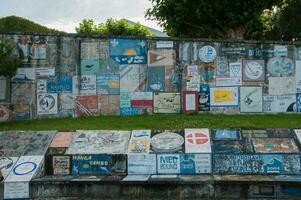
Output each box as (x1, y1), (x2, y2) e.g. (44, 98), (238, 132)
(0, 33), (301, 122)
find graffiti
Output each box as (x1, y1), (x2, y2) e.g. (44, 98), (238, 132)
(240, 87), (263, 113)
(96, 75), (120, 95)
(148, 49), (175, 67)
(153, 92), (181, 113)
(110, 38), (147, 64)
(37, 93), (58, 115)
(120, 107), (139, 116)
(210, 87), (239, 107)
(76, 95), (99, 117)
(242, 59), (265, 81)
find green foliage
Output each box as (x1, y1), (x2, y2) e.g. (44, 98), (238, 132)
(1, 114), (301, 130)
(265, 0), (301, 41)
(0, 16), (63, 34)
(0, 38), (20, 77)
(146, 0), (285, 39)
(76, 18), (154, 37)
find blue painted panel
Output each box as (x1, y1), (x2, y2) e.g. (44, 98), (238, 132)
(199, 84), (210, 111)
(213, 154), (300, 174)
(47, 76), (72, 93)
(72, 155), (110, 175)
(120, 107), (139, 116)
(147, 67), (165, 92)
(109, 39), (147, 64)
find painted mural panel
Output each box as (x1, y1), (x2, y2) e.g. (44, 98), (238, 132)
(80, 75), (97, 95)
(150, 130), (185, 153)
(130, 92), (153, 108)
(96, 75), (120, 95)
(213, 154), (300, 174)
(110, 38), (147, 64)
(99, 95), (120, 115)
(76, 95), (99, 117)
(15, 104), (31, 120)
(12, 68), (35, 81)
(47, 76), (73, 93)
(263, 95), (296, 113)
(12, 82), (35, 105)
(128, 130), (151, 154)
(72, 155), (110, 175)
(80, 59), (100, 75)
(199, 84), (210, 111)
(210, 87), (239, 107)
(36, 67), (55, 77)
(252, 138), (298, 153)
(267, 57), (294, 77)
(50, 132), (75, 148)
(148, 49), (175, 67)
(186, 65), (200, 91)
(153, 92), (181, 113)
(37, 93), (58, 115)
(148, 66), (165, 92)
(297, 93), (301, 112)
(240, 87), (263, 113)
(120, 64), (146, 92)
(0, 157), (18, 182)
(128, 154), (156, 175)
(66, 130), (131, 155)
(269, 77), (295, 95)
(180, 154), (211, 174)
(0, 104), (11, 122)
(182, 92), (198, 113)
(185, 129), (211, 153)
(242, 59), (265, 81)
(157, 154), (180, 174)
(52, 156), (71, 175)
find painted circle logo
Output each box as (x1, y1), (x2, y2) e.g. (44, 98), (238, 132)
(186, 133), (209, 144)
(13, 162), (37, 176)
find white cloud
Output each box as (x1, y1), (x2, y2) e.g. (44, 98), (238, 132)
(0, 0), (162, 33)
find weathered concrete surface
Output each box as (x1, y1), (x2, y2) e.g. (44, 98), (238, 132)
(2, 175), (301, 199)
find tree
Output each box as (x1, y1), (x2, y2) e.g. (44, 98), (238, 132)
(265, 0), (301, 41)
(146, 0), (285, 39)
(0, 39), (20, 78)
(0, 16), (63, 34)
(75, 18), (154, 37)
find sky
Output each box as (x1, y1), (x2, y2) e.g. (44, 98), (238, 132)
(0, 0), (162, 33)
